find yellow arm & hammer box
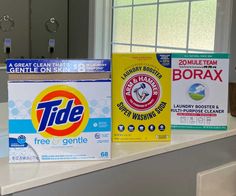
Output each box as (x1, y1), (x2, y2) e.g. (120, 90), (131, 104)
(112, 53), (171, 142)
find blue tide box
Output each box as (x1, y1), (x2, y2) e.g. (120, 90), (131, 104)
(7, 59), (111, 163)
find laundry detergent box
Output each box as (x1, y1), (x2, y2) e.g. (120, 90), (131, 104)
(171, 53), (229, 130)
(7, 59), (111, 162)
(112, 53), (171, 142)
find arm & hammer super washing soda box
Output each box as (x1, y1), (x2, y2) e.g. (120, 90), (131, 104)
(7, 59), (111, 162)
(112, 53), (171, 142)
(171, 53), (229, 130)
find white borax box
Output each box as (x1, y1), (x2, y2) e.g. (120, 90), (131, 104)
(171, 53), (229, 130)
(7, 59), (111, 163)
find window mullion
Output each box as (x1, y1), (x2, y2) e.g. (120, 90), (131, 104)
(113, 0), (206, 9)
(186, 1), (192, 53)
(155, 0), (160, 52)
(130, 0), (134, 52)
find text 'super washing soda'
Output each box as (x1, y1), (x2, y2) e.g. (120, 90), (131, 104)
(7, 59), (111, 162)
(112, 53), (171, 142)
(171, 53), (229, 130)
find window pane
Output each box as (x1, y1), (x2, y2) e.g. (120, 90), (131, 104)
(113, 8), (132, 43)
(189, 51), (213, 54)
(132, 46), (155, 52)
(113, 44), (131, 52)
(157, 2), (188, 48)
(189, 0), (217, 50)
(132, 5), (157, 45)
(157, 48), (186, 53)
(114, 0), (132, 6)
(134, 0), (157, 4)
(159, 0), (182, 2)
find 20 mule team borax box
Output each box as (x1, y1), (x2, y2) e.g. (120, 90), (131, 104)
(7, 59), (111, 163)
(171, 53), (229, 130)
(112, 53), (171, 142)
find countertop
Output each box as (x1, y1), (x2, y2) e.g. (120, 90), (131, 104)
(0, 114), (236, 195)
(0, 100), (236, 195)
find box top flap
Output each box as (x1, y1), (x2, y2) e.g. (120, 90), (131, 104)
(6, 59), (111, 74)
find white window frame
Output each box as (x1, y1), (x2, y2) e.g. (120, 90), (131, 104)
(89, 0), (233, 58)
(88, 0), (113, 58)
(214, 0), (233, 52)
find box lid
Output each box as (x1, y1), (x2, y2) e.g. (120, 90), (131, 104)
(7, 59), (110, 73)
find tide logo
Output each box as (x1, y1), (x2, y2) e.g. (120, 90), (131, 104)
(32, 85), (89, 138)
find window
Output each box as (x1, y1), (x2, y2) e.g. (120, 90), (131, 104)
(112, 0), (231, 54)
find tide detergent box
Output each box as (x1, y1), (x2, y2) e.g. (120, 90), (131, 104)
(171, 53), (229, 130)
(112, 53), (171, 142)
(7, 59), (111, 162)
